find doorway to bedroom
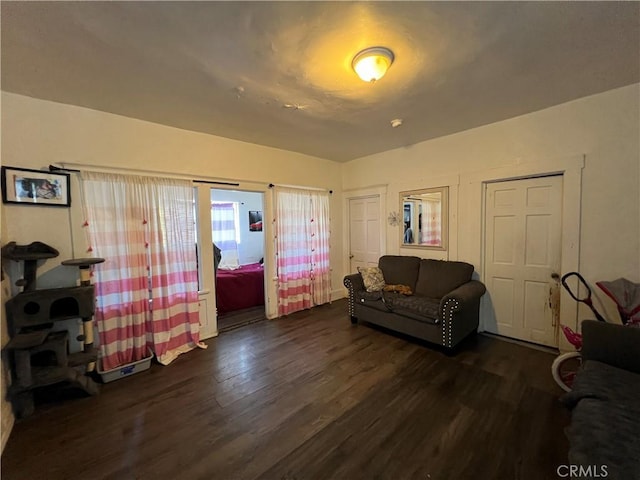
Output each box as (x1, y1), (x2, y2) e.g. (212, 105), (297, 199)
(209, 188), (266, 332)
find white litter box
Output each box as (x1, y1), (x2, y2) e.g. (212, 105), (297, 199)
(97, 349), (154, 383)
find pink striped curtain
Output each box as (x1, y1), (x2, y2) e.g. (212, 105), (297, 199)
(274, 187), (331, 316)
(421, 199), (442, 246)
(81, 172), (202, 370)
(146, 180), (201, 365)
(309, 191), (331, 306)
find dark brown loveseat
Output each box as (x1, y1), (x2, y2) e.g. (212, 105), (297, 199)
(343, 255), (486, 350)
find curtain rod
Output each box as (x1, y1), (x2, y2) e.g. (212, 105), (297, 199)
(51, 165), (328, 192)
(268, 183), (333, 194)
(50, 165), (81, 173)
(50, 164), (239, 186)
(193, 180), (240, 186)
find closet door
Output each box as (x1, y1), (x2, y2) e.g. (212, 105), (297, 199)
(484, 175), (562, 347)
(349, 196), (381, 273)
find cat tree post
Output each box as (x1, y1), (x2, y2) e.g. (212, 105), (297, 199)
(61, 257), (105, 372)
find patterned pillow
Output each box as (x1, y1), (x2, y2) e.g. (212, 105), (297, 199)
(358, 266), (386, 292)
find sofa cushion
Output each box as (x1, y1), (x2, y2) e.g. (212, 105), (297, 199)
(562, 361), (640, 480)
(562, 360), (640, 410)
(385, 294), (440, 323)
(356, 290), (383, 302)
(358, 266), (386, 292)
(355, 290), (389, 313)
(378, 255), (421, 289)
(415, 259), (474, 298)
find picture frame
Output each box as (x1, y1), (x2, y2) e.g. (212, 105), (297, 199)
(1, 166), (71, 207)
(249, 210), (263, 232)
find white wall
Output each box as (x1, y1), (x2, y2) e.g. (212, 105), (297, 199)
(343, 83), (640, 325)
(210, 189), (265, 265)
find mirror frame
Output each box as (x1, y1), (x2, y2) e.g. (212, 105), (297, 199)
(399, 186), (449, 250)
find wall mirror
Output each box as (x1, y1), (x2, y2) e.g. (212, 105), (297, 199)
(400, 186), (448, 250)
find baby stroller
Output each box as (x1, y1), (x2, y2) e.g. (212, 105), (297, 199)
(551, 272), (640, 391)
(596, 277), (640, 326)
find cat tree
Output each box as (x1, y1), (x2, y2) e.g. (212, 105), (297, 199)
(2, 241), (104, 417)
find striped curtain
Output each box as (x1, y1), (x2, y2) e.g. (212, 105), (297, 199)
(81, 172), (202, 370)
(146, 179), (201, 365)
(274, 187), (331, 316)
(309, 191), (331, 306)
(421, 198), (442, 246)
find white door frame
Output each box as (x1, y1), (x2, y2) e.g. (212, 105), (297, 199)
(195, 181), (275, 336)
(342, 185), (387, 283)
(462, 155), (584, 349)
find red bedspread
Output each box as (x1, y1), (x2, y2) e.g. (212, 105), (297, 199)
(216, 263), (265, 315)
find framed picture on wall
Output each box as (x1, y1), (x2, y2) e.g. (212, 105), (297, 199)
(1, 166), (71, 207)
(249, 210), (263, 232)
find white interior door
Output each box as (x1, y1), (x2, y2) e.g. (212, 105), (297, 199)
(195, 185), (218, 339)
(484, 176), (562, 347)
(349, 196), (381, 273)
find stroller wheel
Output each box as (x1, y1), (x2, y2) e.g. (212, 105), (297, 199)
(551, 351), (582, 392)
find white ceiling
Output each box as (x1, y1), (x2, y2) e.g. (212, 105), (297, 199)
(2, 1), (639, 162)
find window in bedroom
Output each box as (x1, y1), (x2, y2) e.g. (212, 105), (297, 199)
(211, 201), (241, 269)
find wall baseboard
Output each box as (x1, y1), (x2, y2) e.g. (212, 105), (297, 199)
(331, 289), (346, 302)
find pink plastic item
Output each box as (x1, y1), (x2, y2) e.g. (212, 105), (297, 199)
(560, 324), (583, 350)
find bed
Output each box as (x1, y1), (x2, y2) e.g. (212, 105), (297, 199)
(215, 262), (265, 315)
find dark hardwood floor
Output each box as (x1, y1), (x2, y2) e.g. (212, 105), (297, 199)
(1, 299), (569, 480)
(217, 306), (267, 332)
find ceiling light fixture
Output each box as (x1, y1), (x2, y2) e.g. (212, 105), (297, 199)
(352, 47), (395, 83)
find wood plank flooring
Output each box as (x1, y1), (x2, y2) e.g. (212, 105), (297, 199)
(1, 299), (569, 480)
(217, 306), (267, 332)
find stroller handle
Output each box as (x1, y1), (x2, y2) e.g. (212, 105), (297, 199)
(561, 272), (591, 302)
(561, 272), (607, 322)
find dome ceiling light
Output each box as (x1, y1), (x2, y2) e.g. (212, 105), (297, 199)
(352, 47), (395, 83)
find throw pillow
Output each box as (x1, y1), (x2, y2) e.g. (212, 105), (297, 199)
(358, 266), (386, 292)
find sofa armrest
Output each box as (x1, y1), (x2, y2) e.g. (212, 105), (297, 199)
(344, 273), (365, 292)
(440, 280), (487, 312)
(344, 273), (365, 319)
(581, 320), (640, 374)
(438, 280), (486, 349)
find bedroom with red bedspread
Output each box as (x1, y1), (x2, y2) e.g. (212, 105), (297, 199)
(215, 263), (265, 315)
